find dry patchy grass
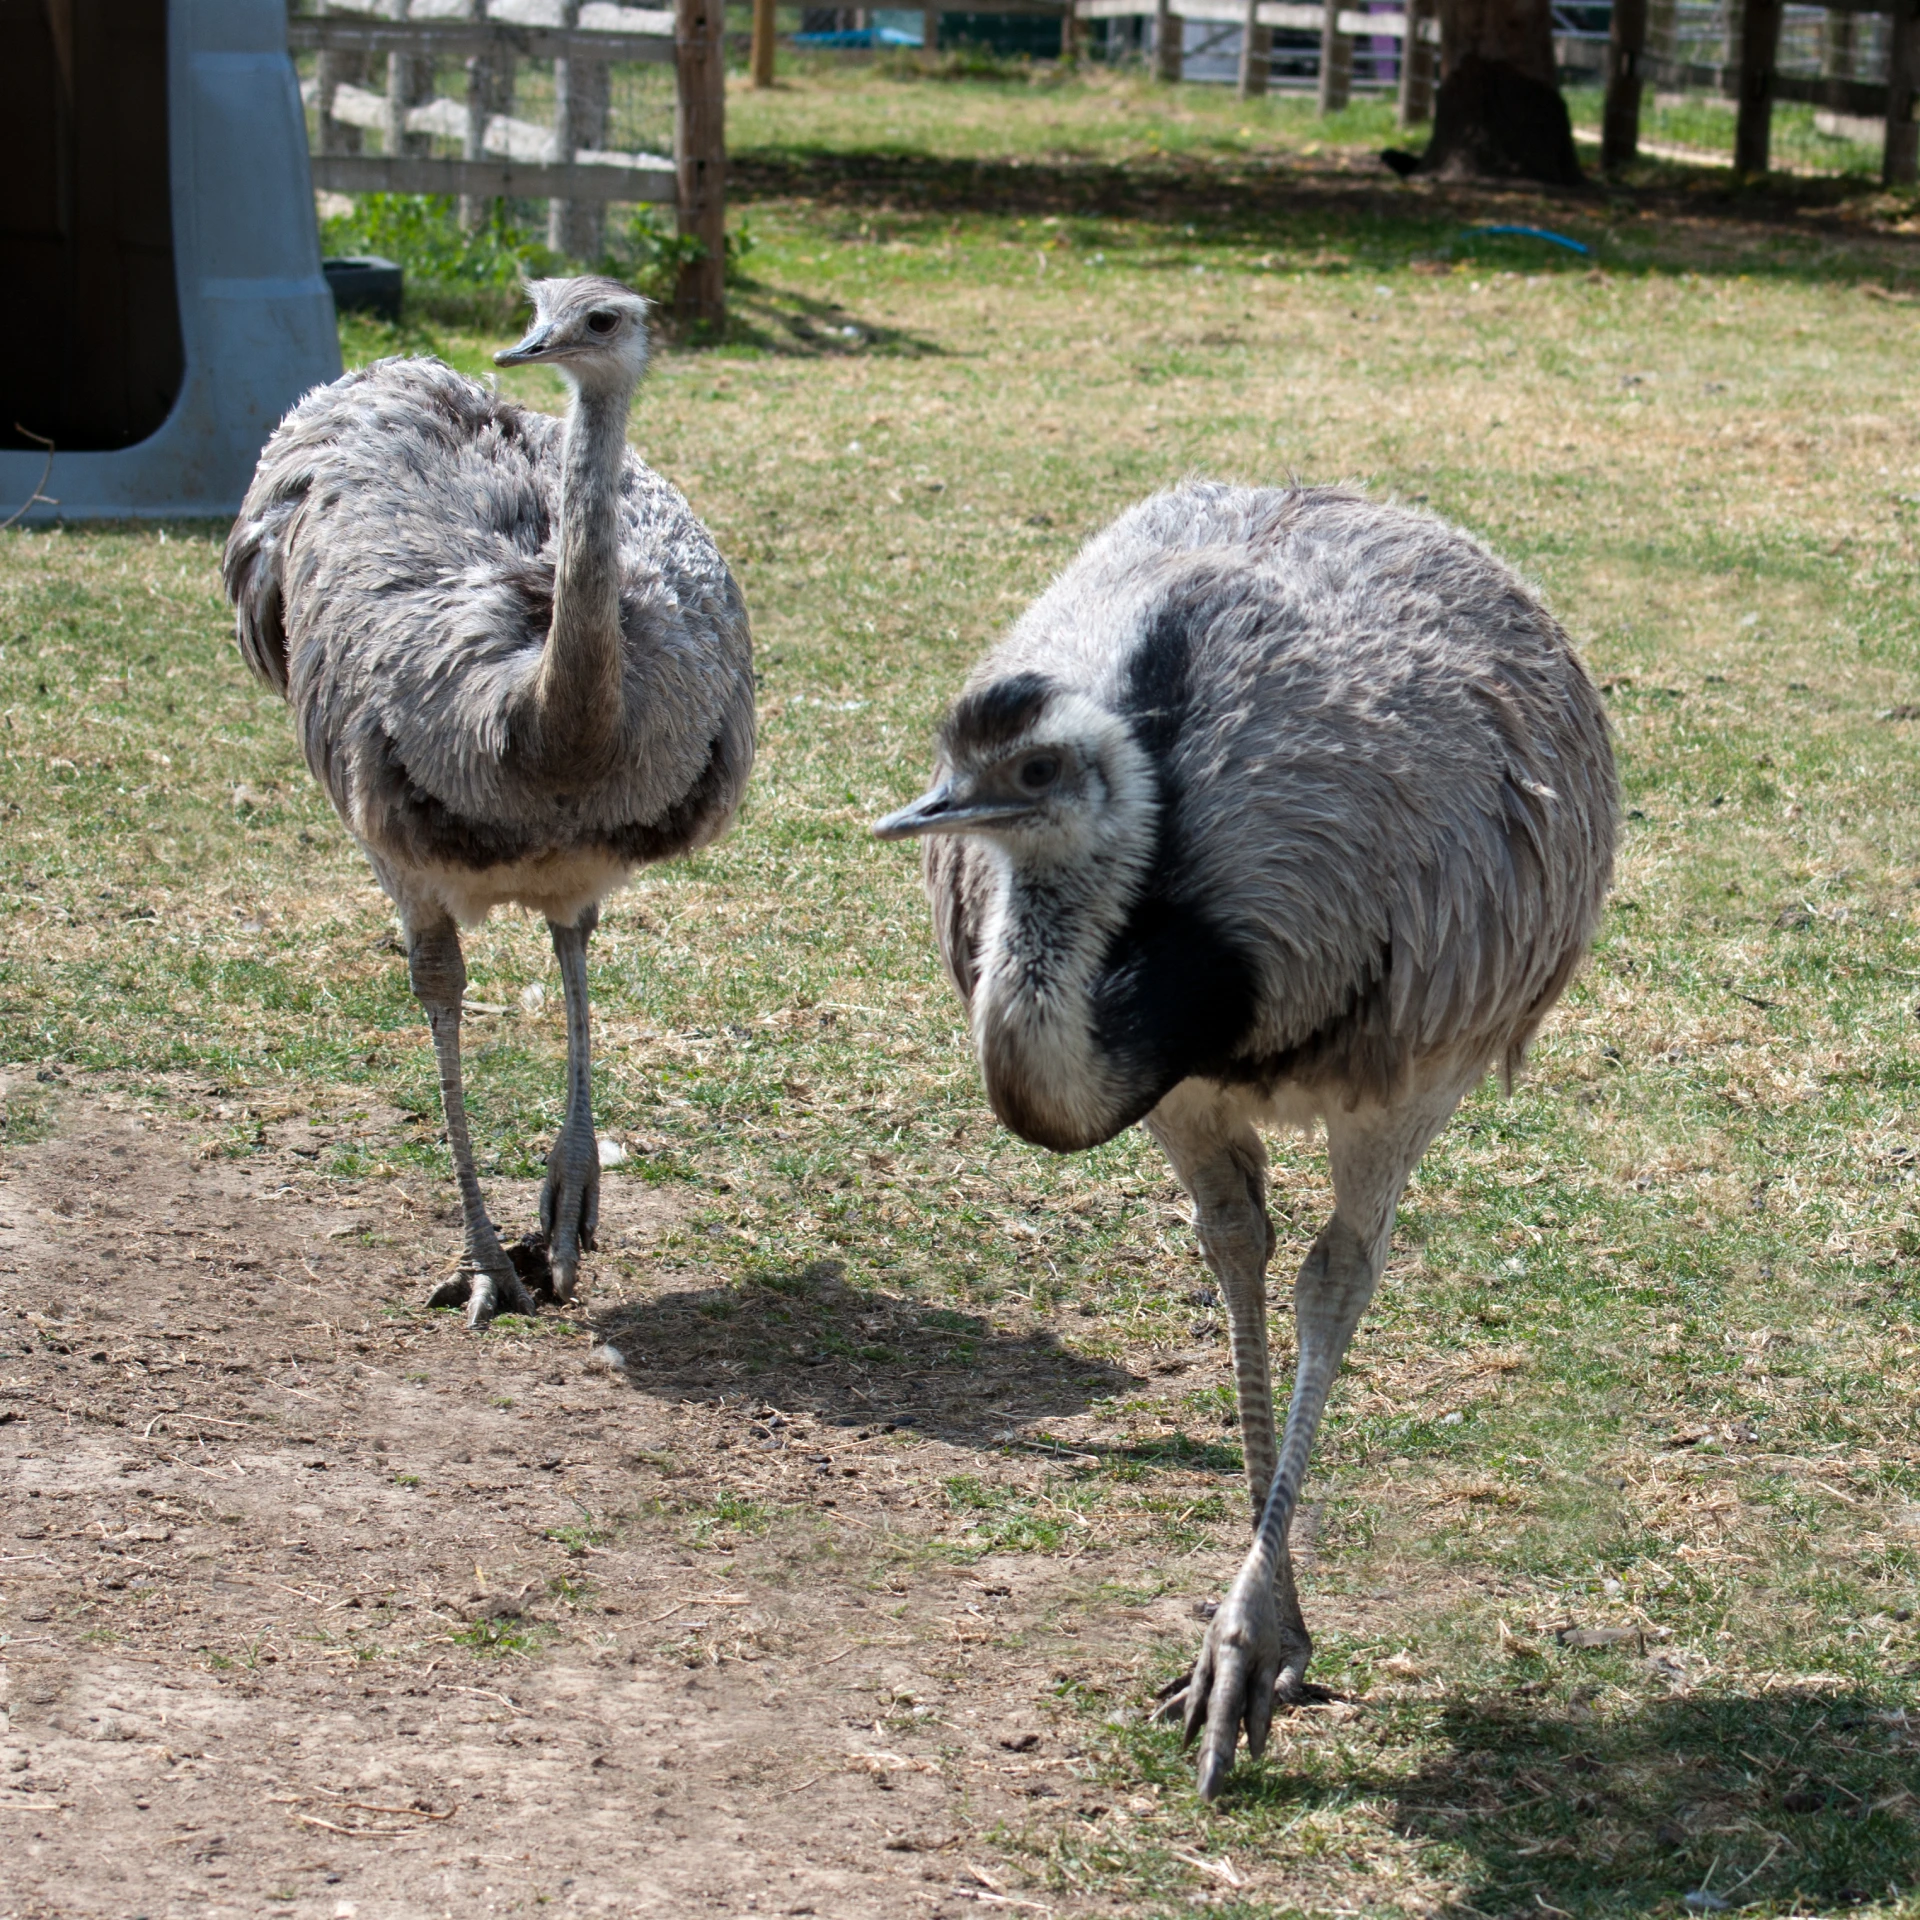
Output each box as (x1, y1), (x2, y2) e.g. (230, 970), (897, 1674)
(2, 75), (1920, 1917)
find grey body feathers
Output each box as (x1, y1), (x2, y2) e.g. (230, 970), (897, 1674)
(923, 482), (1616, 1147)
(223, 355), (754, 923)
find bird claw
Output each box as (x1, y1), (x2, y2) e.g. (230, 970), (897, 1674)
(426, 1249), (543, 1327)
(426, 1272), (474, 1311)
(539, 1135), (599, 1306)
(1162, 1567), (1312, 1801)
(1152, 1667), (1331, 1730)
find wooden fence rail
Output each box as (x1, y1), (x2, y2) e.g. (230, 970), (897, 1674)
(1088, 0), (1916, 174)
(305, 153), (679, 198)
(288, 1), (726, 325)
(286, 15), (676, 58)
(1077, 0), (1436, 117)
(1600, 0), (1920, 182)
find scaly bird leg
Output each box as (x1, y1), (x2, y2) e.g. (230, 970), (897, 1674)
(411, 917), (537, 1327)
(1145, 1086), (1311, 1738)
(1164, 1068), (1481, 1801)
(540, 905), (600, 1304)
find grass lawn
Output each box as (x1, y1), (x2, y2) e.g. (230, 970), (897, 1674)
(4, 60), (1920, 1917)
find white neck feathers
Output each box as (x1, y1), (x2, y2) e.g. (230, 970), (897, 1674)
(971, 710), (1160, 1150)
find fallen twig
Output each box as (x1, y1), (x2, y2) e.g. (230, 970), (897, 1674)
(294, 1812), (411, 1837)
(1171, 1846), (1247, 1888)
(0, 425), (56, 531)
(439, 1683), (517, 1710)
(336, 1797), (456, 1821)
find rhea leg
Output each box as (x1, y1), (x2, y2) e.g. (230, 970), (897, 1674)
(540, 905), (600, 1304)
(410, 916), (537, 1327)
(1146, 1085), (1312, 1732)
(1145, 1089), (1298, 1561)
(1166, 1069), (1480, 1801)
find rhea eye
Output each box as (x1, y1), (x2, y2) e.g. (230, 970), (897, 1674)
(586, 310), (618, 336)
(1017, 755), (1060, 792)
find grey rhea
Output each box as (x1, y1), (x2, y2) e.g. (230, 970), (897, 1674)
(876, 482), (1615, 1800)
(224, 278), (753, 1325)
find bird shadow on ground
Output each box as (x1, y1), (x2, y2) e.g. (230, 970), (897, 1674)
(586, 1255), (1137, 1440)
(1227, 1685), (1918, 1915)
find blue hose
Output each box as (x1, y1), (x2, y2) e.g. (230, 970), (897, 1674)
(1464, 224), (1592, 255)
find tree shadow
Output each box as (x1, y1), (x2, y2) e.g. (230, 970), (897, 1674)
(729, 145), (1920, 286)
(1236, 1683), (1919, 1915)
(586, 1256), (1136, 1442)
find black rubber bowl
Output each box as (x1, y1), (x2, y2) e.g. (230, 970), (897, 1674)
(323, 255), (404, 323)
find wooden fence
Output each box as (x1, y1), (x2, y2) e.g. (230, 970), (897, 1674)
(1076, 0), (1439, 116)
(1080, 0), (1915, 175)
(1596, 0), (1920, 182)
(287, 0), (728, 325)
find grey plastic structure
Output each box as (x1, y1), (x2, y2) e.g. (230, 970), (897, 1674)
(0, 0), (341, 524)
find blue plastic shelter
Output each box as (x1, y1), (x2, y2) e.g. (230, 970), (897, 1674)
(0, 0), (341, 523)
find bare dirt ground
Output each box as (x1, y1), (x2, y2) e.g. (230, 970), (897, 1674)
(0, 1090), (1291, 1920)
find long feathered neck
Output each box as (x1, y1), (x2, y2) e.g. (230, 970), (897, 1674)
(533, 379), (633, 767)
(972, 738), (1161, 1151)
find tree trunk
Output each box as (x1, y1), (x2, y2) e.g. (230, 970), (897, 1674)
(1386, 0), (1581, 184)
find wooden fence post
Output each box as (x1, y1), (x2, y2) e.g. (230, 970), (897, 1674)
(675, 0), (728, 329)
(1237, 0), (1264, 95)
(316, 0), (366, 156)
(1062, 0), (1083, 64)
(1732, 0), (1781, 176)
(1602, 0), (1647, 169)
(1397, 0), (1434, 125)
(752, 0), (778, 85)
(461, 0), (491, 229)
(1156, 0), (1183, 79)
(1317, 0), (1350, 112)
(551, 3), (612, 258)
(1887, 0), (1920, 185)
(1821, 3), (1855, 80)
(386, 0), (432, 159)
(922, 7), (940, 55)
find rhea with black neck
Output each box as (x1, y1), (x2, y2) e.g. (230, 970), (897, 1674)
(876, 674), (1241, 1151)
(877, 481), (1616, 1804)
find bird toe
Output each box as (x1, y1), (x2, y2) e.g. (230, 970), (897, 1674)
(426, 1272), (473, 1310)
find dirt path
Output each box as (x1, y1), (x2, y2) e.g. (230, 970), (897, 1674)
(0, 1095), (1257, 1919)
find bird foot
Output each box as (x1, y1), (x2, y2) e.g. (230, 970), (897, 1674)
(426, 1243), (547, 1328)
(1157, 1566), (1314, 1801)
(426, 1237), (558, 1326)
(540, 1136), (599, 1306)
(1151, 1668), (1334, 1728)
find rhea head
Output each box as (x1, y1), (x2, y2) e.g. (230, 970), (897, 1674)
(496, 276), (651, 396)
(874, 671), (1156, 868)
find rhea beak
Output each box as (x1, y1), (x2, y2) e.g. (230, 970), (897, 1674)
(495, 321), (556, 367)
(873, 779), (1036, 841)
